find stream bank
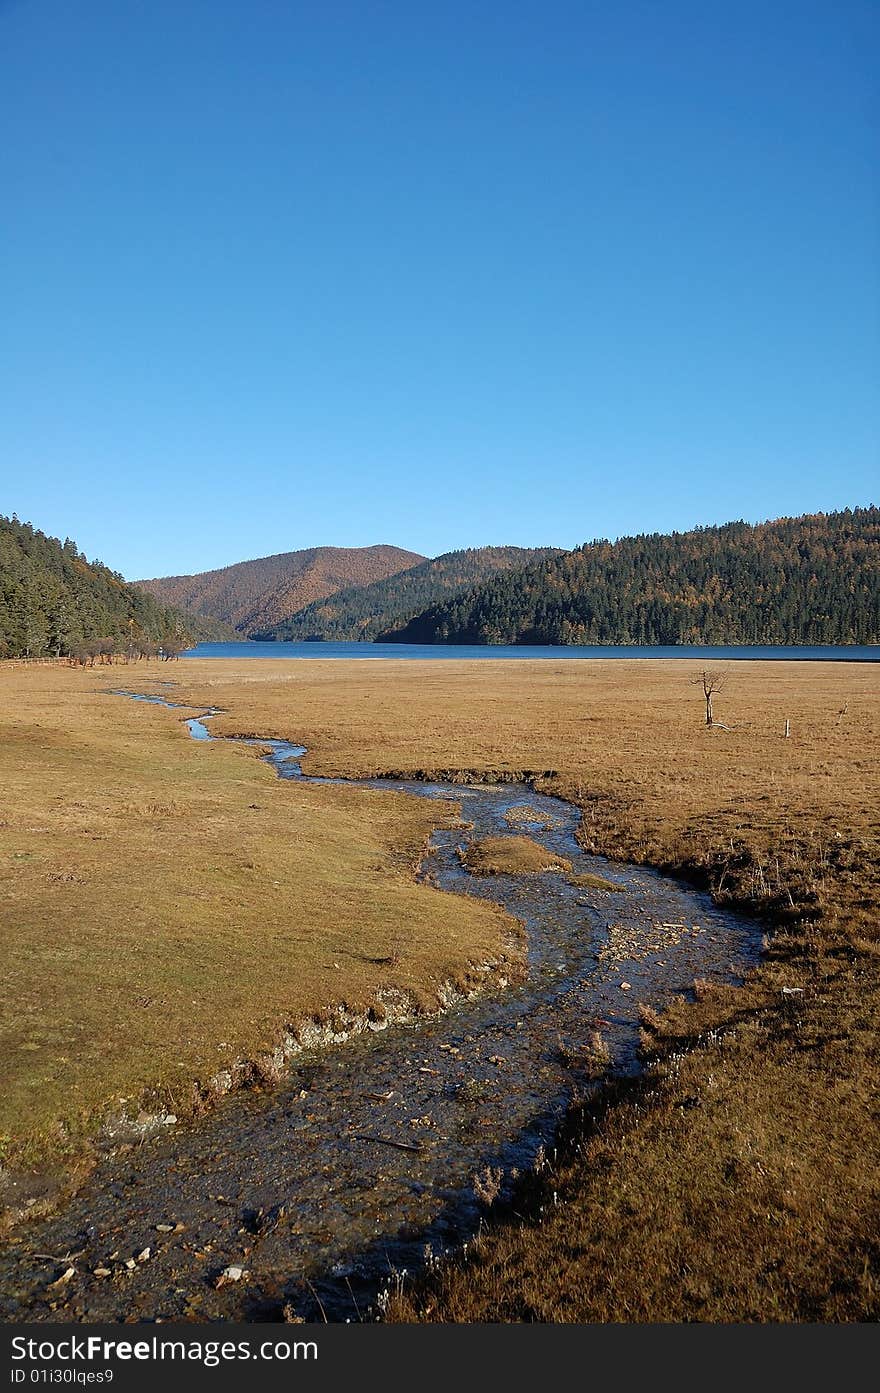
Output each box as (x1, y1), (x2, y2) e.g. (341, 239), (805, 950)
(0, 694), (761, 1322)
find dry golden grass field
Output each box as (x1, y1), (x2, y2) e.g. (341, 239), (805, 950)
(0, 662), (519, 1196)
(2, 654), (879, 1319)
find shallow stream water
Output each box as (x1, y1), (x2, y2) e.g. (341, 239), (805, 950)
(0, 693), (761, 1322)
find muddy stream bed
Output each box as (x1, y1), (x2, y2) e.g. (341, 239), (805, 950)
(0, 693), (761, 1322)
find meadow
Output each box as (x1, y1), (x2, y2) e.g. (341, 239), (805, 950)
(0, 662), (518, 1206)
(1, 654), (878, 1318)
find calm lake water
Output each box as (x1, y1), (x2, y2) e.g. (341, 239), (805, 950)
(185, 641), (879, 662)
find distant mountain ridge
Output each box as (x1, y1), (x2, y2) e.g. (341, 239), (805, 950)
(0, 513), (225, 657)
(136, 544), (425, 636)
(256, 546), (564, 642)
(385, 508), (880, 646)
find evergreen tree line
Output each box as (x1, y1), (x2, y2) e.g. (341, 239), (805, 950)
(257, 547), (562, 642)
(384, 509), (880, 647)
(0, 514), (201, 659)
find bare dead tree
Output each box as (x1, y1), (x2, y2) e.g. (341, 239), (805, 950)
(691, 668), (727, 726)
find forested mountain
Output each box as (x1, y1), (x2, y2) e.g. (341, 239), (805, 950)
(0, 514), (224, 657)
(137, 544), (425, 635)
(256, 546), (563, 642)
(385, 509), (880, 646)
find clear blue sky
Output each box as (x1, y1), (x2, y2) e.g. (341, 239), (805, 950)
(2, 1), (877, 579)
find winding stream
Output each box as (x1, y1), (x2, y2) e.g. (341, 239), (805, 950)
(0, 692), (761, 1322)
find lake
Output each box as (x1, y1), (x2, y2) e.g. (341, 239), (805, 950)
(184, 641), (879, 662)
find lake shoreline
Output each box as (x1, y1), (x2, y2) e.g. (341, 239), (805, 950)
(184, 639), (880, 662)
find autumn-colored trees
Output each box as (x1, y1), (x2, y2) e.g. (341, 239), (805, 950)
(389, 508), (880, 647)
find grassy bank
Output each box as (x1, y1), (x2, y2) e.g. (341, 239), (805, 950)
(164, 655), (879, 1321)
(0, 663), (520, 1199)
(462, 835), (572, 875)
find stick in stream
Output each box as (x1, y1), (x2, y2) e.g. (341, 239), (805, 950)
(351, 1133), (424, 1153)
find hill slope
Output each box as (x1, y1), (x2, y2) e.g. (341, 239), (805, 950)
(385, 508), (880, 646)
(137, 545), (425, 636)
(256, 546), (564, 642)
(0, 514), (222, 656)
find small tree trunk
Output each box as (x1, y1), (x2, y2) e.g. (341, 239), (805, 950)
(706, 694), (713, 726)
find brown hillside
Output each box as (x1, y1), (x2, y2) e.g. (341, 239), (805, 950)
(136, 544), (425, 635)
